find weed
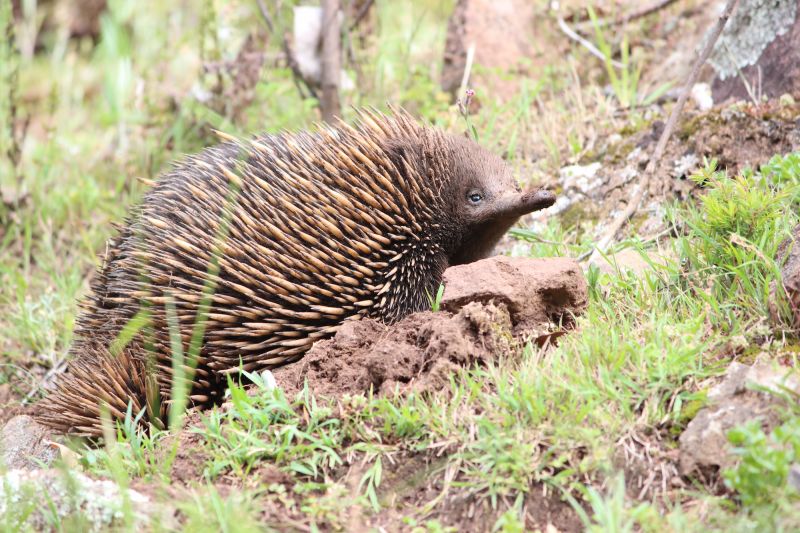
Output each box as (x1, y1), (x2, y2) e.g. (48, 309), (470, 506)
(724, 417), (800, 506)
(427, 283), (445, 312)
(180, 485), (263, 533)
(587, 6), (670, 109)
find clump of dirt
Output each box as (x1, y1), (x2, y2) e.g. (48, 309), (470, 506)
(441, 256), (588, 336)
(274, 256), (588, 399)
(273, 302), (514, 399)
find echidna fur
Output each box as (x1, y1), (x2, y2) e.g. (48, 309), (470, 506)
(36, 107), (555, 435)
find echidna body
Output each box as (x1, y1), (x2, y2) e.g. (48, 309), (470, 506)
(37, 109), (555, 435)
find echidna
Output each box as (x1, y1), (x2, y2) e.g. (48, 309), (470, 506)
(36, 108), (555, 435)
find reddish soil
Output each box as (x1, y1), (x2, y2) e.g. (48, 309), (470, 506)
(273, 302), (515, 399)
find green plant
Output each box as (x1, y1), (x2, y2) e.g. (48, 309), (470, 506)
(587, 6), (670, 109)
(724, 417), (800, 507)
(672, 156), (798, 329)
(180, 485), (263, 533)
(427, 283), (445, 312)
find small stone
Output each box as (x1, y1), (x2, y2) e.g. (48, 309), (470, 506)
(1, 415), (58, 470)
(593, 249), (672, 277)
(559, 162), (603, 195)
(679, 362), (800, 475)
(0, 468), (165, 531)
(673, 153), (700, 178)
(691, 83), (713, 111)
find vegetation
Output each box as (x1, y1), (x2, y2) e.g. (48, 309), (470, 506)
(1, 0), (800, 531)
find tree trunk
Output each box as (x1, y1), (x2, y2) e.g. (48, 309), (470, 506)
(320, 0), (341, 123)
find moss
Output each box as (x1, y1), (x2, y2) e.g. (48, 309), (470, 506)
(738, 344), (764, 365)
(670, 389), (709, 435)
(607, 140), (636, 165)
(559, 201), (598, 233)
(678, 113), (713, 141)
(628, 211), (650, 235)
(779, 341), (800, 354)
(579, 148), (600, 165)
(618, 116), (653, 138)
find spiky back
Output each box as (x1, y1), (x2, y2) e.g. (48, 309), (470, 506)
(38, 109), (460, 433)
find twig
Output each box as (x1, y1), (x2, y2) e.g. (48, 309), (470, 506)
(458, 43), (475, 97)
(23, 356), (68, 404)
(556, 15), (623, 69)
(575, 0), (681, 32)
(723, 41), (758, 106)
(320, 0), (342, 122)
(281, 32), (318, 100)
(255, 0), (319, 101)
(254, 0), (275, 32)
(348, 0), (374, 31)
(584, 0), (740, 263)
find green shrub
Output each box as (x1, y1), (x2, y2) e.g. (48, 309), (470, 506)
(724, 416), (800, 507)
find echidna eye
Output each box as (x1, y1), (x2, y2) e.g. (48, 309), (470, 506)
(467, 191), (483, 205)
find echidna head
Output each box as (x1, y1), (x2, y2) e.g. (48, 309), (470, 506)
(439, 134), (556, 265)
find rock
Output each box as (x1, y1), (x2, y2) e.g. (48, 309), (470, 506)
(1, 415), (58, 470)
(0, 468), (163, 531)
(773, 223), (800, 328)
(441, 256), (588, 336)
(441, 0), (537, 99)
(559, 163), (603, 196)
(711, 0), (800, 103)
(679, 361), (800, 475)
(789, 463), (800, 492)
(593, 249), (672, 277)
(691, 83), (714, 112)
(273, 256), (588, 398)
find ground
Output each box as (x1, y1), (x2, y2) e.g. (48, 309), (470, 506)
(2, 0), (800, 531)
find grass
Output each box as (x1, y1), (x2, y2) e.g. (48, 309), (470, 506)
(2, 0), (800, 530)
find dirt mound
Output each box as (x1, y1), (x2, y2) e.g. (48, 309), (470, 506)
(274, 256), (588, 399)
(274, 302), (513, 399)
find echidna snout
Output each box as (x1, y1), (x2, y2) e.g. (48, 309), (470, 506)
(442, 134), (555, 265)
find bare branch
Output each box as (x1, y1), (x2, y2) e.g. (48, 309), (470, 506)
(584, 0), (740, 263)
(349, 0), (374, 31)
(254, 0), (275, 33)
(320, 0), (342, 123)
(557, 15), (624, 69)
(282, 32), (318, 101)
(575, 0), (681, 32)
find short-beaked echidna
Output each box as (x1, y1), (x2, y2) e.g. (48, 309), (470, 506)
(36, 108), (555, 435)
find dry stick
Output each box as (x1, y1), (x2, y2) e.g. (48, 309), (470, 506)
(583, 0), (740, 264)
(254, 0), (275, 32)
(255, 0), (319, 100)
(458, 43), (476, 97)
(321, 0), (342, 123)
(575, 0), (681, 32)
(557, 14), (624, 69)
(349, 0), (374, 31)
(723, 41), (759, 106)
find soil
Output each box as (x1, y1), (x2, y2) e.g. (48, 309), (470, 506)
(273, 256), (588, 400)
(273, 302), (515, 400)
(359, 452), (586, 532)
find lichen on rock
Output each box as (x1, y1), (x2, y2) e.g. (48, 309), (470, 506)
(708, 0), (797, 80)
